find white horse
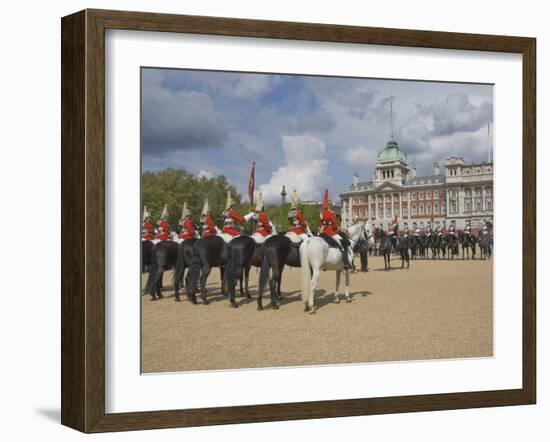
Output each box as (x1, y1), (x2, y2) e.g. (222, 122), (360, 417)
(299, 222), (367, 313)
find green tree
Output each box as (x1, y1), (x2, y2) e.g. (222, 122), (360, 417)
(141, 168), (241, 229)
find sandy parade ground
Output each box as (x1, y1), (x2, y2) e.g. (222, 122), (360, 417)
(141, 255), (493, 373)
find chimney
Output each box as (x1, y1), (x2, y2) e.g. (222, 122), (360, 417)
(353, 173), (359, 187)
(433, 162), (440, 176)
(410, 165), (417, 179)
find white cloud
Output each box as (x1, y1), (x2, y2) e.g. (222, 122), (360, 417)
(259, 135), (331, 204)
(344, 146), (378, 169)
(197, 169), (214, 179)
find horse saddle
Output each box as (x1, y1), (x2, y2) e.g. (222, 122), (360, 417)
(320, 233), (342, 249)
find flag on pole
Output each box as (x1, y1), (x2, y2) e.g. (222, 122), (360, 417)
(248, 161), (255, 209)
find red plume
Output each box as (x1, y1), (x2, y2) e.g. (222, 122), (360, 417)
(322, 189), (329, 210)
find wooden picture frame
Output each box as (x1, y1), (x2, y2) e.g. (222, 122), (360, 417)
(61, 9), (536, 433)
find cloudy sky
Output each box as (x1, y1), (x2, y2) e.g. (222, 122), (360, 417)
(141, 68), (493, 204)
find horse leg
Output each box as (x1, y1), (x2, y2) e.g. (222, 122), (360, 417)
(269, 265), (281, 309)
(308, 269), (320, 313)
(344, 269), (351, 302)
(200, 265), (211, 305)
(156, 269), (164, 299)
(244, 266), (252, 299)
(334, 270), (340, 303)
(220, 267), (225, 296)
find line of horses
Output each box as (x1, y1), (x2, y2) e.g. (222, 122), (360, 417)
(365, 228), (493, 271)
(143, 222), (368, 313)
(142, 223), (493, 313)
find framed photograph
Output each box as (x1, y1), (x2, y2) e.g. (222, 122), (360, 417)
(61, 9), (536, 433)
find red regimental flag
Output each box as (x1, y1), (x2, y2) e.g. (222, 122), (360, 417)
(248, 161), (255, 207)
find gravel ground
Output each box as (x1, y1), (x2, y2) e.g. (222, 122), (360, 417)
(141, 255), (493, 373)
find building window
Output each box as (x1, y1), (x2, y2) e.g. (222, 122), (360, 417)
(378, 208), (383, 218)
(434, 191), (439, 199)
(427, 203), (432, 213)
(386, 206), (391, 217)
(403, 206), (408, 216)
(485, 187), (492, 195)
(419, 192), (424, 200)
(451, 202), (457, 213)
(476, 201), (482, 212)
(395, 206), (400, 216)
(427, 191), (432, 200)
(465, 202), (471, 213)
(465, 188), (472, 197)
(420, 221), (424, 228)
(434, 203), (439, 214)
(487, 200), (492, 211)
(419, 204), (424, 215)
(411, 192), (416, 201)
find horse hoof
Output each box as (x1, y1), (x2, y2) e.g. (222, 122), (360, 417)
(150, 297), (157, 301)
(308, 309), (316, 315)
(202, 300), (210, 305)
(272, 304), (279, 310)
(346, 298), (352, 303)
(245, 292), (252, 299)
(304, 305), (310, 312)
(334, 298), (340, 304)
(157, 294), (164, 299)
(230, 302), (239, 308)
(174, 297), (181, 302)
(257, 304), (264, 311)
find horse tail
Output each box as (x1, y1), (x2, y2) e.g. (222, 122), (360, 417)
(174, 244), (185, 290)
(186, 247), (202, 296)
(258, 253), (270, 298)
(300, 239), (312, 303)
(224, 243), (235, 299)
(144, 246), (158, 293)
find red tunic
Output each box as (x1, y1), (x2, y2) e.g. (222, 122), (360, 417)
(156, 219), (171, 241)
(222, 209), (246, 237)
(320, 209), (338, 236)
(201, 215), (217, 238)
(142, 221), (155, 241)
(178, 218), (196, 240)
(254, 212), (272, 237)
(290, 210), (307, 235)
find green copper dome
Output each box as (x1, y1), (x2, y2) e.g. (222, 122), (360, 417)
(377, 139), (408, 164)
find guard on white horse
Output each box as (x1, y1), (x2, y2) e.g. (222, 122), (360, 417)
(219, 190), (254, 243)
(142, 206), (155, 241)
(251, 193), (275, 244)
(319, 189), (353, 270)
(299, 220), (367, 313)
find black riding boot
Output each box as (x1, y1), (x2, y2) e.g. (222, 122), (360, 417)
(341, 245), (351, 270)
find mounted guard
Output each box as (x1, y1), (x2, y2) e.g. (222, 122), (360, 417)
(389, 215), (399, 248)
(142, 206), (155, 241)
(252, 193), (274, 244)
(286, 190), (309, 243)
(464, 219), (472, 237)
(319, 189), (352, 270)
(220, 190), (254, 243)
(199, 199), (217, 238)
(448, 220), (457, 236)
(155, 205), (171, 241)
(177, 202), (196, 241)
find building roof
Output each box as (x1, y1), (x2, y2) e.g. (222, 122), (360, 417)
(377, 139), (408, 164)
(404, 175), (445, 186)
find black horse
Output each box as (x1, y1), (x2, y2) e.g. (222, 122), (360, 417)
(186, 236), (228, 304)
(257, 234), (301, 310)
(446, 233), (459, 259)
(460, 232), (477, 260)
(141, 240), (154, 273)
(428, 234), (442, 259)
(173, 238), (200, 302)
(145, 240), (179, 300)
(224, 236), (264, 307)
(391, 233), (410, 269)
(478, 232), (492, 259)
(375, 229), (393, 270)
